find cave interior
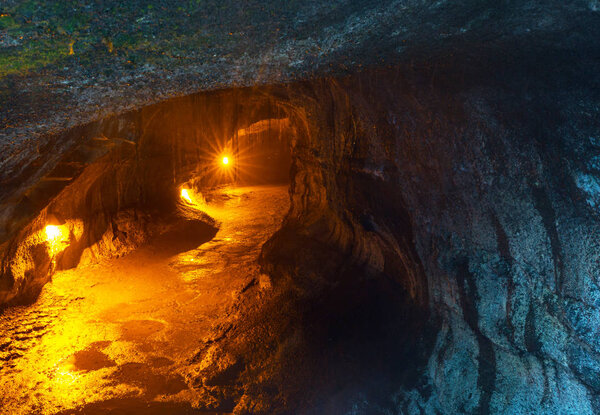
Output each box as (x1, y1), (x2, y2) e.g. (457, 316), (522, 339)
(1, 4), (600, 414)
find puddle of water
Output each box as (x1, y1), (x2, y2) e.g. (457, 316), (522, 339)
(119, 320), (165, 342)
(71, 348), (116, 372)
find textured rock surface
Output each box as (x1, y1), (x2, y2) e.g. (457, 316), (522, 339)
(253, 53), (600, 412)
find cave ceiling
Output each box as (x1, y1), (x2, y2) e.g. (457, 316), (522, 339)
(1, 0), (599, 157)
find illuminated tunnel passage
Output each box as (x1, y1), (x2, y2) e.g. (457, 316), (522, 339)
(0, 88), (295, 306)
(1, 4), (600, 409)
(0, 81), (431, 414)
(0, 88), (298, 413)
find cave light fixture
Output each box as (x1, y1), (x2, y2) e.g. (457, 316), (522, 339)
(214, 152), (236, 183)
(181, 188), (193, 204)
(45, 225), (62, 241)
(45, 213), (69, 256)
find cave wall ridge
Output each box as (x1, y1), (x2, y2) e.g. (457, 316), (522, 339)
(262, 58), (600, 413)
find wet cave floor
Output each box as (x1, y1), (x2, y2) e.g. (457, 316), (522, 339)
(0, 185), (289, 414)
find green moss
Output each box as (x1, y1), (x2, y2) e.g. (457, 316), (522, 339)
(0, 0), (311, 80)
(0, 15), (20, 30)
(0, 39), (70, 77)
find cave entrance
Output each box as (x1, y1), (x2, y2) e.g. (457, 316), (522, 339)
(0, 88), (296, 413)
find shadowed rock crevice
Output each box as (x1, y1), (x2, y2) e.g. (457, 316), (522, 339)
(530, 185), (564, 292)
(455, 258), (497, 415)
(244, 51), (600, 412)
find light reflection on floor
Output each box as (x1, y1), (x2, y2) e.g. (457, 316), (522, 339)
(0, 185), (289, 414)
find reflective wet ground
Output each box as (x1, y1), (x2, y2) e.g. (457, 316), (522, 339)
(0, 185), (289, 414)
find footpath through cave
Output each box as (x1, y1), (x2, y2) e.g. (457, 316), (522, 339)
(0, 184), (289, 415)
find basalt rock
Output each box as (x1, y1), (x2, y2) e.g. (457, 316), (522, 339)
(254, 51), (600, 412)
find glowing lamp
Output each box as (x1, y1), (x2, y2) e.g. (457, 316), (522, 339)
(45, 225), (61, 241)
(45, 223), (69, 257)
(222, 156), (229, 165)
(181, 188), (193, 203)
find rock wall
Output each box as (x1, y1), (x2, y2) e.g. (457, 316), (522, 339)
(258, 50), (600, 413)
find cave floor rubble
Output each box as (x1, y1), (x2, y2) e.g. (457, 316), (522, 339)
(0, 185), (289, 415)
